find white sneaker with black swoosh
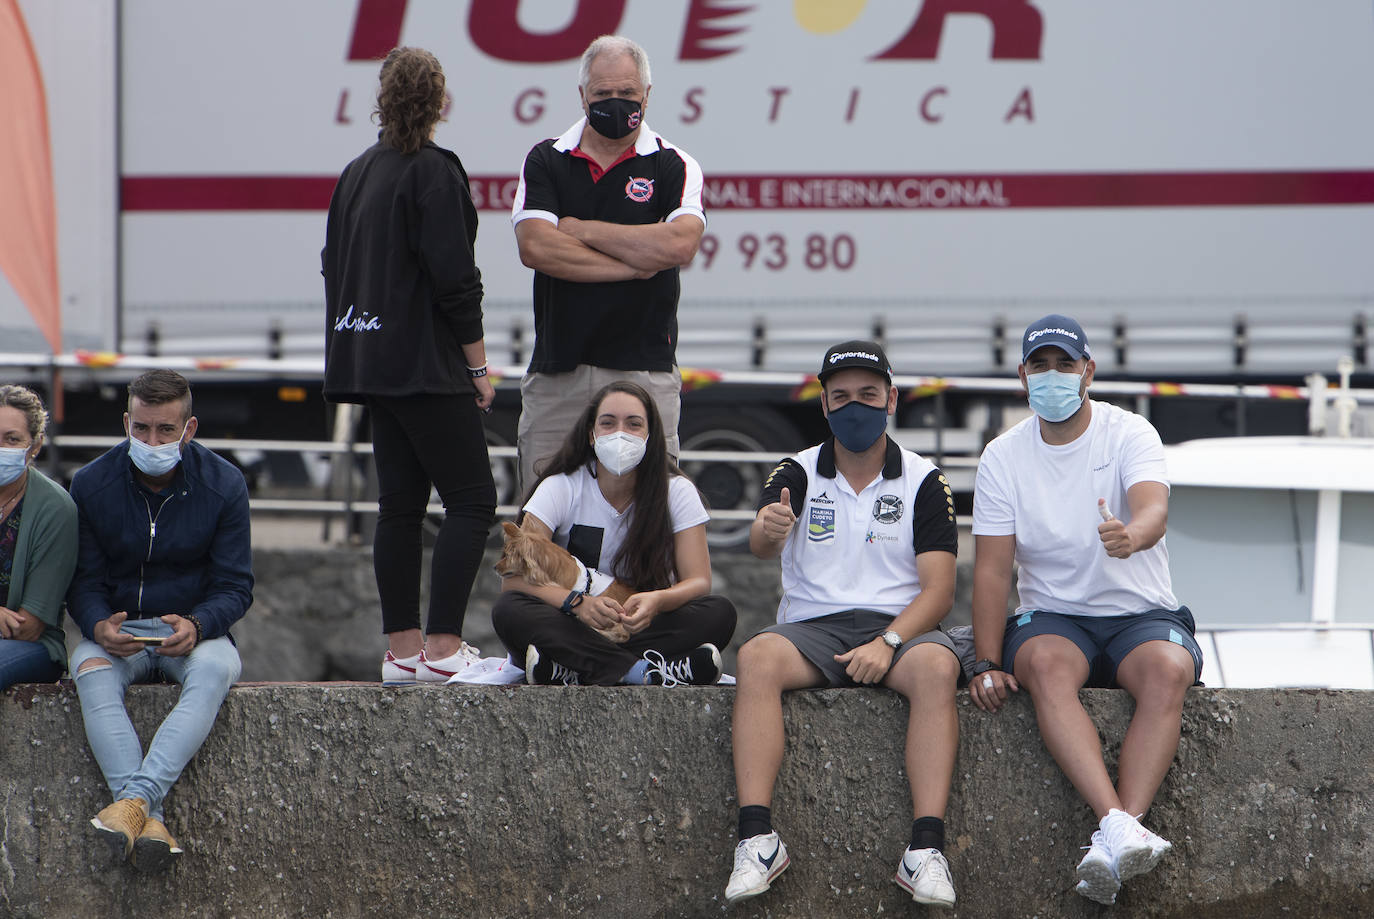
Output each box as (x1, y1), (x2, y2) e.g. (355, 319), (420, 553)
(894, 846), (956, 907)
(725, 832), (790, 903)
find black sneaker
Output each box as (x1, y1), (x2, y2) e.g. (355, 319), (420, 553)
(525, 645), (580, 685)
(642, 644), (722, 686)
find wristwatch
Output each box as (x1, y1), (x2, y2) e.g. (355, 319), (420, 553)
(881, 630), (903, 650)
(970, 659), (1001, 676)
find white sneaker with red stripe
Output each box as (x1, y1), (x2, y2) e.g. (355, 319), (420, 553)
(415, 643), (482, 682)
(381, 650), (419, 686)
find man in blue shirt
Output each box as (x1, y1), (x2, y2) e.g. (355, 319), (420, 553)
(68, 369), (253, 872)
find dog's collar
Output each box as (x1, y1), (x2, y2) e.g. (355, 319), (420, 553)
(570, 555), (593, 595)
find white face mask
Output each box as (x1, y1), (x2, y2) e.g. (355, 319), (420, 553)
(0, 446), (29, 486)
(128, 422), (188, 477)
(594, 431), (647, 476)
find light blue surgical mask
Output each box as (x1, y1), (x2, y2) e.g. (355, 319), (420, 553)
(128, 423), (187, 477)
(1027, 369), (1085, 422)
(827, 400), (889, 453)
(0, 446), (30, 486)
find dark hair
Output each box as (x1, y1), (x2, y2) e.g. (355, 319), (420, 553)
(0, 384), (48, 441)
(127, 369), (192, 420)
(374, 47), (445, 154)
(522, 381), (693, 591)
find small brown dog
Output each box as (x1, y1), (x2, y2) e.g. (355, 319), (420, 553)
(495, 521), (634, 643)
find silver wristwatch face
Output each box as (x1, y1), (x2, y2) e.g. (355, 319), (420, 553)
(882, 630), (902, 649)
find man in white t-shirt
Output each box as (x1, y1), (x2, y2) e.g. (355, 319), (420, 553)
(969, 314), (1203, 906)
(724, 341), (962, 909)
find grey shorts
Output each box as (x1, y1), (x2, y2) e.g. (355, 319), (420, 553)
(756, 609), (957, 687)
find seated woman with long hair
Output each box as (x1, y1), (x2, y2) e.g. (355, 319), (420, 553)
(493, 381), (736, 685)
(0, 385), (77, 689)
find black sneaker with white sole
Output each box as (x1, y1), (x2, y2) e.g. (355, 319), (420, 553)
(642, 643), (722, 686)
(525, 645), (580, 685)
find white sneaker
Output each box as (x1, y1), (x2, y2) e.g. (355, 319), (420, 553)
(415, 643), (482, 682)
(1100, 808), (1171, 881)
(381, 650), (420, 686)
(894, 846), (956, 907)
(1075, 829), (1120, 905)
(725, 832), (790, 903)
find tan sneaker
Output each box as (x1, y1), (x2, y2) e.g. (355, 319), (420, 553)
(91, 797), (148, 862)
(132, 816), (184, 873)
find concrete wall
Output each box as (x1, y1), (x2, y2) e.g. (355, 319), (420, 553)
(2, 684), (1371, 918)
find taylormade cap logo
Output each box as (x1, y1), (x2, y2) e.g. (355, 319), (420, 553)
(1027, 327), (1078, 342)
(1022, 314), (1089, 361)
(829, 350), (881, 364)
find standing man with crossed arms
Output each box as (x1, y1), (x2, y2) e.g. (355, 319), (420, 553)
(969, 314), (1202, 906)
(511, 34), (705, 491)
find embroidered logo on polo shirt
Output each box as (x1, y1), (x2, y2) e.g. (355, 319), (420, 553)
(866, 530), (898, 544)
(807, 506), (835, 542)
(810, 491), (834, 506)
(872, 494), (904, 524)
(625, 177), (655, 203)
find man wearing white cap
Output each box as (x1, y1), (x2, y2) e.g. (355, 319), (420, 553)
(969, 314), (1202, 906)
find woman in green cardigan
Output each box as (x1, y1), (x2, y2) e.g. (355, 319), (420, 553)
(0, 384), (77, 689)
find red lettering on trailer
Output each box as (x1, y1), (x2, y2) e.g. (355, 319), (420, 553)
(875, 0), (1044, 60)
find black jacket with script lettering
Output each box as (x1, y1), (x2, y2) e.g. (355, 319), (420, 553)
(322, 139), (483, 402)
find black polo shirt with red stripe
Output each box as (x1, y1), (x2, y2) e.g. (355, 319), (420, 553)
(512, 119), (706, 373)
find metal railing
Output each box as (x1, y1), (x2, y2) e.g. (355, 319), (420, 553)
(13, 352), (1374, 534)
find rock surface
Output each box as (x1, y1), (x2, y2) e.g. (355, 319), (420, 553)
(1, 684), (1370, 917)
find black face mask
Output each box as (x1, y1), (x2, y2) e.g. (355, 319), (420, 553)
(586, 97), (642, 140)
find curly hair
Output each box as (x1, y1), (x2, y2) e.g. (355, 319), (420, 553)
(374, 47), (445, 154)
(521, 381), (700, 592)
(0, 384), (48, 442)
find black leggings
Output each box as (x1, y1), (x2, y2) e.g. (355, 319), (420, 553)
(369, 393), (496, 636)
(492, 590), (737, 685)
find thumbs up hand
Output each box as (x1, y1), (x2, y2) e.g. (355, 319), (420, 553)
(760, 486), (798, 543)
(1097, 497), (1137, 558)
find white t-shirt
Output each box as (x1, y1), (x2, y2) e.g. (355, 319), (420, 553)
(523, 465), (710, 581)
(972, 400), (1178, 617)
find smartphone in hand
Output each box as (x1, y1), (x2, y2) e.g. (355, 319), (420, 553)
(125, 634), (165, 645)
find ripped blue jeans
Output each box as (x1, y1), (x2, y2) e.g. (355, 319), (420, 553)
(69, 618), (240, 821)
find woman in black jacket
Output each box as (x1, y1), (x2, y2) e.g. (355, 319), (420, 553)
(322, 46), (496, 684)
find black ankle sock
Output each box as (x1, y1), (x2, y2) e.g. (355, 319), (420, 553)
(738, 805), (772, 841)
(911, 816), (945, 852)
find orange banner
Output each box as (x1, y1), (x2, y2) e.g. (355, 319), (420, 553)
(0, 0), (61, 353)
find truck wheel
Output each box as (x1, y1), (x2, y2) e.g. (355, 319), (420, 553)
(678, 408), (801, 550)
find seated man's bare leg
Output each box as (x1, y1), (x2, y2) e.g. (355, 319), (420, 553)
(883, 643), (960, 818)
(1014, 634), (1121, 818)
(1112, 639), (1195, 816)
(732, 633), (825, 807)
